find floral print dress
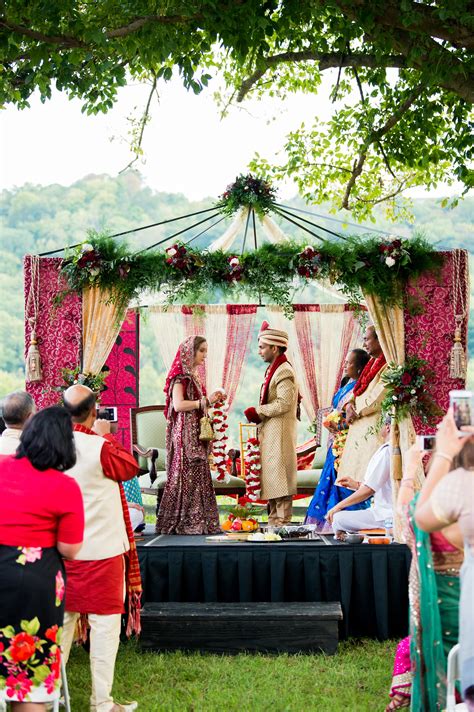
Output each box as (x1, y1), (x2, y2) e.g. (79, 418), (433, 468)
(0, 545), (65, 703)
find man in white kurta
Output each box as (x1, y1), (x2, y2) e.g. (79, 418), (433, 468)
(326, 421), (392, 532)
(0, 391), (36, 454)
(245, 323), (298, 525)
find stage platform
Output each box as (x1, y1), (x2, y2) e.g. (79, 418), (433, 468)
(137, 528), (411, 640)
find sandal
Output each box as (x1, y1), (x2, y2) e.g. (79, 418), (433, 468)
(385, 693), (410, 711)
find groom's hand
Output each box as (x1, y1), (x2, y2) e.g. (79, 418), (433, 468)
(244, 407), (262, 424)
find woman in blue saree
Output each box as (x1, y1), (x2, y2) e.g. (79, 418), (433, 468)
(305, 348), (370, 529)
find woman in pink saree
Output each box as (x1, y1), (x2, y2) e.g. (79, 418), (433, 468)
(155, 335), (223, 535)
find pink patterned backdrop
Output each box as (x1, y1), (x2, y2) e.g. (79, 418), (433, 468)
(24, 256), (82, 408)
(101, 310), (139, 450)
(24, 255), (139, 449)
(404, 250), (469, 433)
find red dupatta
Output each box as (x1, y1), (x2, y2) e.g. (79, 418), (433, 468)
(260, 354), (302, 418)
(164, 336), (206, 418)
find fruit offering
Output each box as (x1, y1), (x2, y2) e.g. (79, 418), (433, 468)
(221, 503), (261, 533)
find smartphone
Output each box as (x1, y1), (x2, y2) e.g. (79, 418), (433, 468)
(417, 435), (436, 452)
(96, 406), (118, 422)
(449, 390), (474, 430)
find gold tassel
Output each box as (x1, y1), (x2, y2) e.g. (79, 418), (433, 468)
(25, 330), (42, 382)
(450, 316), (467, 381)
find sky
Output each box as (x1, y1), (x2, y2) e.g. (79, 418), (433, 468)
(0, 72), (460, 201)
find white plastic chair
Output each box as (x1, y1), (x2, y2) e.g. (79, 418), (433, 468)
(447, 643), (468, 711)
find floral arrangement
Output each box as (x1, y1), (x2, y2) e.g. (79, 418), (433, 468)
(218, 174), (277, 218)
(59, 231), (442, 313)
(378, 236), (410, 269)
(244, 437), (262, 501)
(210, 400), (230, 483)
(380, 356), (443, 425)
(59, 366), (107, 394)
(225, 255), (244, 282)
(296, 245), (324, 278)
(165, 243), (197, 275)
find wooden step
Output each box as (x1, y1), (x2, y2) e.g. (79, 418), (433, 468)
(140, 601), (343, 655)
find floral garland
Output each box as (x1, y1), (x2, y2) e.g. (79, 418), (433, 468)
(353, 355), (386, 397)
(244, 437), (262, 501)
(217, 174), (277, 218)
(211, 400), (230, 483)
(322, 410), (349, 471)
(380, 356), (443, 425)
(58, 231), (442, 313)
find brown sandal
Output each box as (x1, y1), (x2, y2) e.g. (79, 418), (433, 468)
(385, 694), (410, 711)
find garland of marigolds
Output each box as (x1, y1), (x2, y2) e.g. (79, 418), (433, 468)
(59, 231), (442, 315)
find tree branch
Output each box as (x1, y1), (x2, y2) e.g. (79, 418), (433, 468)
(237, 51), (407, 101)
(0, 19), (88, 48)
(343, 0), (474, 50)
(119, 75), (158, 174)
(341, 83), (424, 209)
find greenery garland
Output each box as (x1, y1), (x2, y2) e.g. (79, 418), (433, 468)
(59, 232), (442, 314)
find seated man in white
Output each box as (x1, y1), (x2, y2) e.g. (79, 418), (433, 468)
(326, 418), (392, 532)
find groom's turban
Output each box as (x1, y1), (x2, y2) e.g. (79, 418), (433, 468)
(258, 321), (289, 348)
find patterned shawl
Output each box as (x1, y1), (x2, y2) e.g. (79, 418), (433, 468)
(164, 336), (205, 418)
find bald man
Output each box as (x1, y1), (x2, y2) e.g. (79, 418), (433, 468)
(61, 385), (140, 712)
(244, 322), (298, 526)
(0, 391), (36, 455)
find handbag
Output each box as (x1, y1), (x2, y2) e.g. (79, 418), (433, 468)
(199, 415), (214, 441)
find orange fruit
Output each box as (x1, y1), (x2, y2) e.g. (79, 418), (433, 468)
(241, 520), (254, 532)
(221, 519), (232, 531)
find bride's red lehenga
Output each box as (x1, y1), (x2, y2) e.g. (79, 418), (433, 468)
(155, 336), (221, 535)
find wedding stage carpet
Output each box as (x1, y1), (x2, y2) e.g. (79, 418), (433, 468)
(137, 529), (410, 640)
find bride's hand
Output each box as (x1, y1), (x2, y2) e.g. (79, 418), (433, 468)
(210, 390), (226, 404)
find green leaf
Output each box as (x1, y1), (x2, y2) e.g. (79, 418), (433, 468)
(20, 617), (40, 636)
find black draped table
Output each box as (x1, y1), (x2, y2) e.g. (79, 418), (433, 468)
(137, 534), (411, 640)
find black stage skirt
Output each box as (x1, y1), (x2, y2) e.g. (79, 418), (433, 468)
(0, 545), (65, 703)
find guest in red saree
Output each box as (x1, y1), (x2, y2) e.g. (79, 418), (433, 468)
(155, 335), (224, 535)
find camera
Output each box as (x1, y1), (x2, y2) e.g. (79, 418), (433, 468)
(449, 390), (474, 430)
(96, 406), (118, 422)
(417, 435), (436, 452)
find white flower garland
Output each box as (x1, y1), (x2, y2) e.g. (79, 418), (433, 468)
(244, 437), (261, 501)
(211, 401), (230, 483)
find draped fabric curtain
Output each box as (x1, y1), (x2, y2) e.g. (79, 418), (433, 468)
(363, 294), (421, 543)
(149, 304), (257, 412)
(148, 306), (185, 372)
(266, 305), (363, 424)
(222, 305), (258, 409)
(82, 287), (127, 375)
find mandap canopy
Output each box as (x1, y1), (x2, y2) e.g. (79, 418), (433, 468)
(23, 176), (470, 540)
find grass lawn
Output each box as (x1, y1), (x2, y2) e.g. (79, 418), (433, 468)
(67, 638), (395, 711)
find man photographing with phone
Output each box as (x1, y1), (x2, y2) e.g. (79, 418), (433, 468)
(62, 384), (140, 712)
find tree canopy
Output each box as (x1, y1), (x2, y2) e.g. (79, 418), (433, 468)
(1, 1), (473, 217)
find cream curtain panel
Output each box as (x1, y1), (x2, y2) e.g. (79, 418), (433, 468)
(363, 294), (422, 542)
(266, 305), (363, 423)
(148, 306), (185, 374)
(82, 287), (127, 375)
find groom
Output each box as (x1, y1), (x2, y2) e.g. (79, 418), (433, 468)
(244, 322), (298, 525)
